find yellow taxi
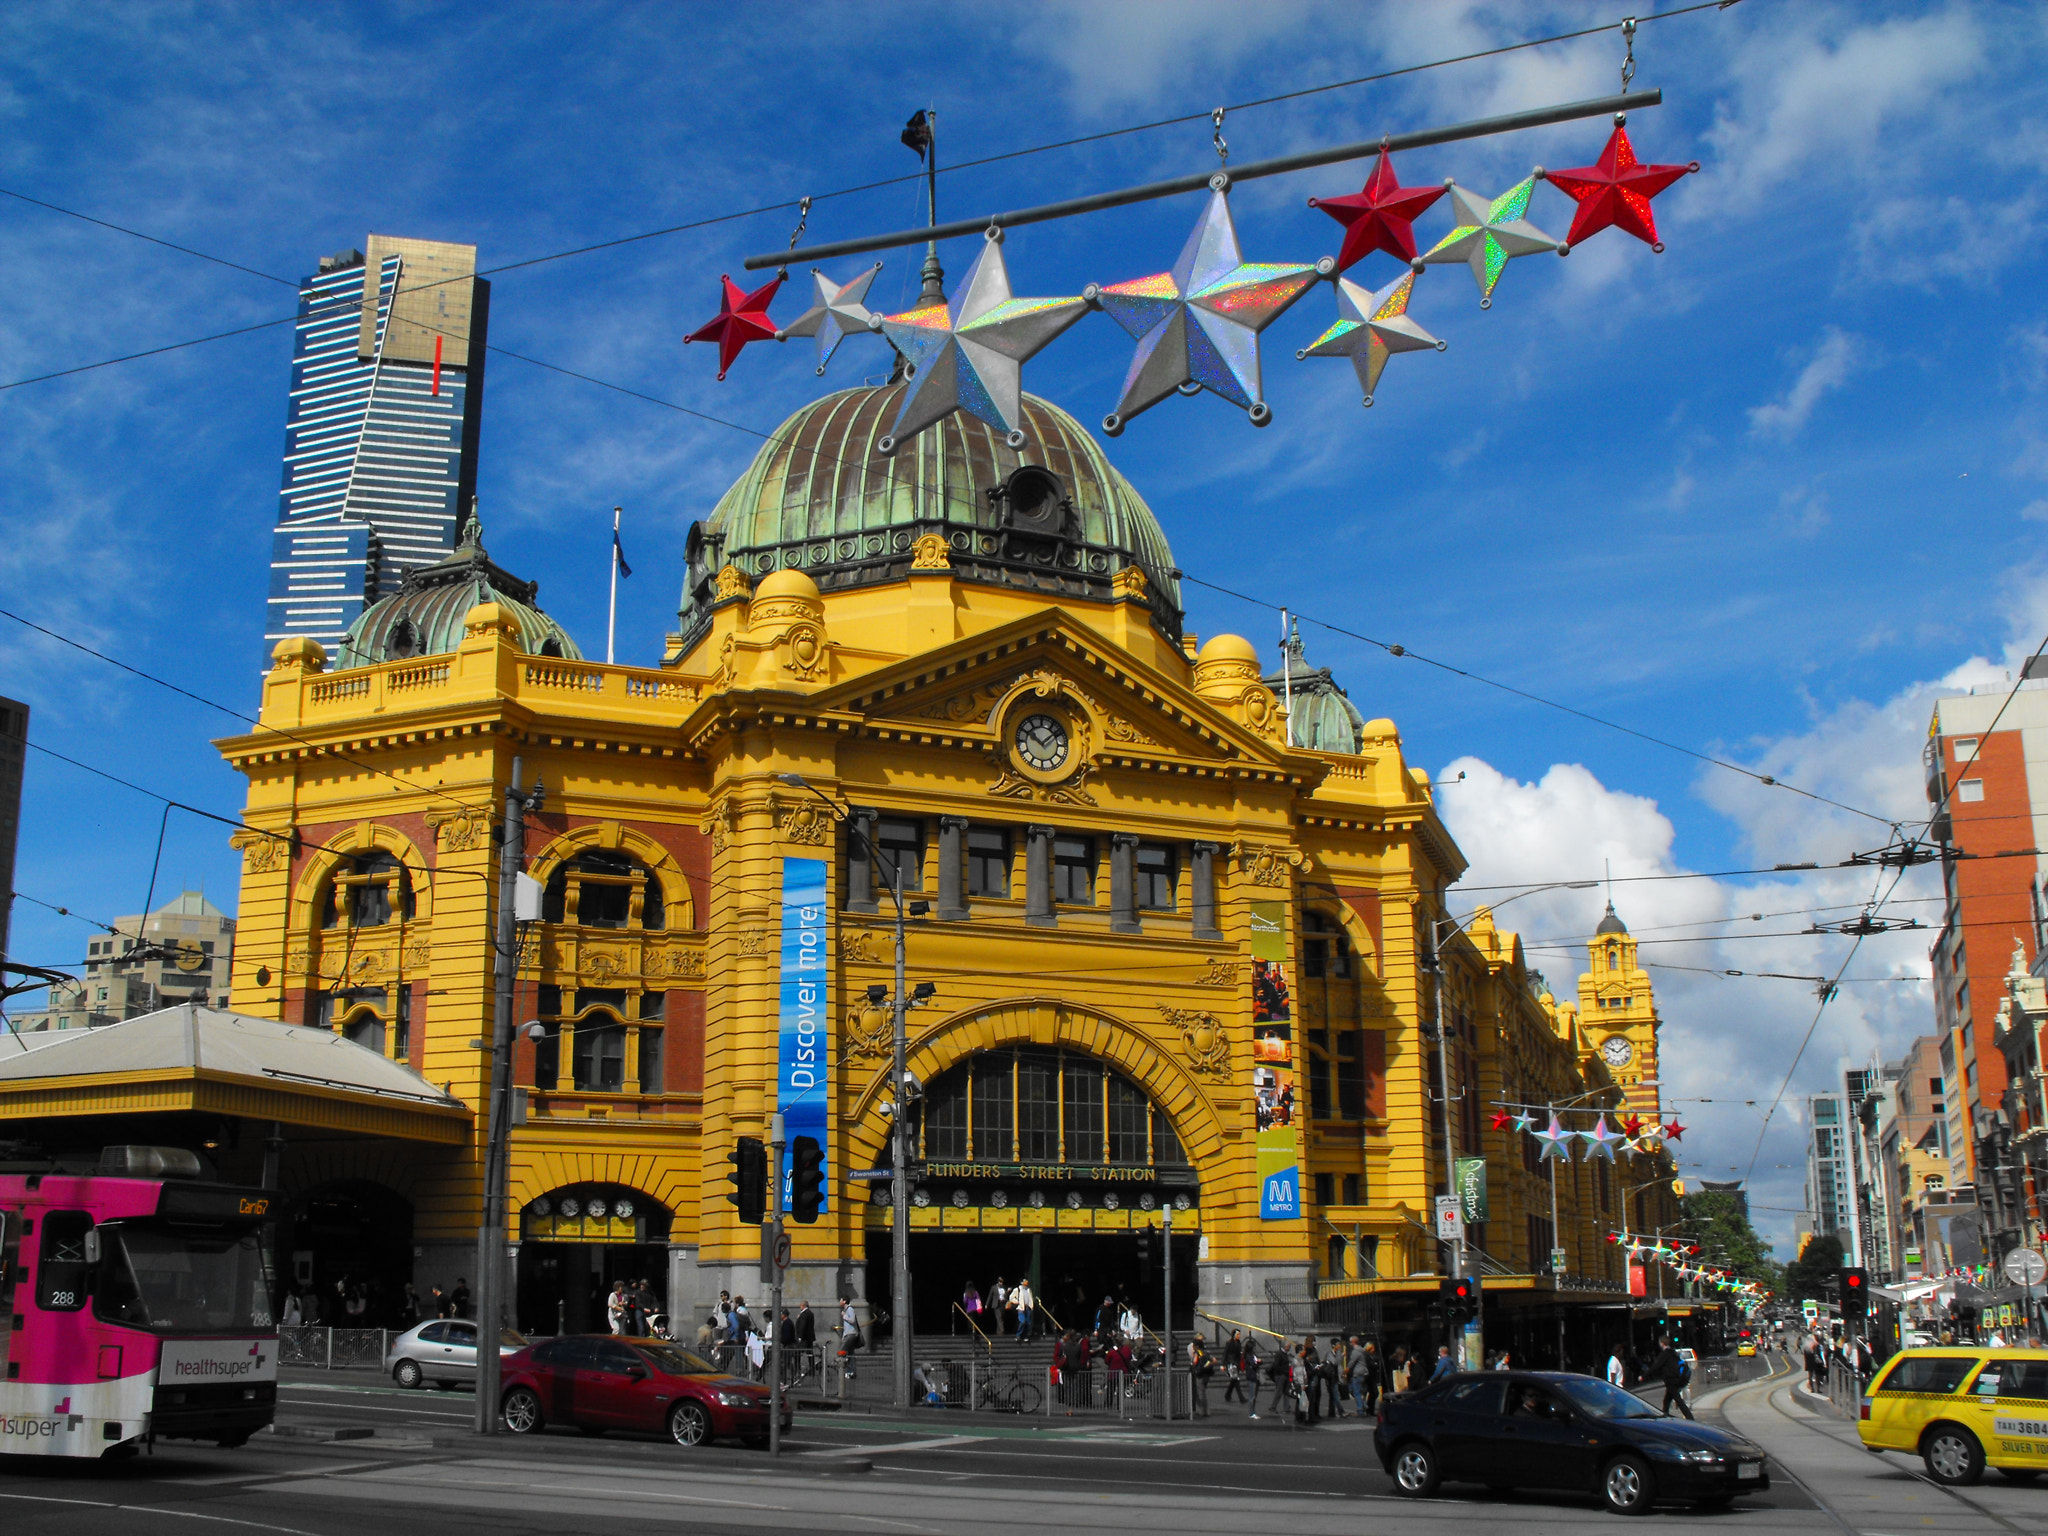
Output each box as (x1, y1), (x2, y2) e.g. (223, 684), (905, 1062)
(1857, 1347), (2048, 1485)
(1737, 1342), (1758, 1358)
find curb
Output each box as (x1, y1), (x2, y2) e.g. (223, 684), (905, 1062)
(265, 1425), (378, 1442)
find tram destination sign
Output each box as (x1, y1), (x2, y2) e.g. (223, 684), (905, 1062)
(923, 1162), (1160, 1183)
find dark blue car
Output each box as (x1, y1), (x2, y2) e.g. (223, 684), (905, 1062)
(1373, 1371), (1770, 1515)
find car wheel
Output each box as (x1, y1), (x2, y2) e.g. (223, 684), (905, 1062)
(1602, 1453), (1656, 1516)
(669, 1402), (712, 1447)
(1922, 1424), (1985, 1486)
(500, 1387), (544, 1435)
(393, 1359), (424, 1390)
(1390, 1440), (1440, 1497)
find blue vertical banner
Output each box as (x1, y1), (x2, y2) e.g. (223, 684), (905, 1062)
(777, 857), (829, 1214)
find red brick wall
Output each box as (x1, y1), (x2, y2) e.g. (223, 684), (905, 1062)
(1951, 728), (2036, 1105)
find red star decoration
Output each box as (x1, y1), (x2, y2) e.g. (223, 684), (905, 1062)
(1541, 121), (1698, 253)
(1621, 1113), (1645, 1138)
(1489, 1109), (1513, 1132)
(686, 273), (783, 380)
(1309, 148), (1447, 271)
(1660, 1118), (1685, 1142)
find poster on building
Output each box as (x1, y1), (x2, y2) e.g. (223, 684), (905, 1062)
(1454, 1156), (1489, 1225)
(1250, 899), (1300, 1220)
(777, 857), (829, 1215)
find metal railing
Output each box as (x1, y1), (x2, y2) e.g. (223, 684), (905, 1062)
(278, 1326), (391, 1369)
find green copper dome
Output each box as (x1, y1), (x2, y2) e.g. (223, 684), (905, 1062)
(335, 519), (580, 670)
(1263, 631), (1366, 755)
(678, 385), (1181, 646)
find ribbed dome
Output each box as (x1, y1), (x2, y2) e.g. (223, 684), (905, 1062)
(1263, 632), (1366, 755)
(335, 520), (580, 670)
(678, 385), (1181, 646)
(1595, 902), (1629, 936)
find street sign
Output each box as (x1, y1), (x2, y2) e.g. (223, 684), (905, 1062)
(772, 1228), (792, 1274)
(2005, 1249), (2048, 1288)
(1434, 1196), (1464, 1243)
(1550, 1246), (1568, 1276)
(847, 1169), (895, 1181)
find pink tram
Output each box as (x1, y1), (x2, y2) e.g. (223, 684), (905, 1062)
(1, 1144), (280, 1458)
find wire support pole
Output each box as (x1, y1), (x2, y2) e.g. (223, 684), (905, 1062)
(744, 90), (1661, 270)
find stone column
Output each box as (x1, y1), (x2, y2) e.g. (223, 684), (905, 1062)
(936, 816), (970, 921)
(1109, 833), (1141, 934)
(845, 808), (879, 914)
(1190, 841), (1222, 941)
(1025, 825), (1056, 928)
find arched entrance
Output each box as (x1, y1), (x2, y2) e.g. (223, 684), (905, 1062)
(865, 1043), (1201, 1333)
(282, 1181), (415, 1327)
(514, 1184), (672, 1335)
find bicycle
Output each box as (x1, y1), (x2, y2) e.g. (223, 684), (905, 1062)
(975, 1363), (1044, 1415)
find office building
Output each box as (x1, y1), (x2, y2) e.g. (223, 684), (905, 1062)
(1806, 1090), (1856, 1260)
(264, 236), (490, 660)
(80, 891), (236, 1017)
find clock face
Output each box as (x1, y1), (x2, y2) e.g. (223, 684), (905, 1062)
(1601, 1034), (1634, 1067)
(1014, 712), (1070, 773)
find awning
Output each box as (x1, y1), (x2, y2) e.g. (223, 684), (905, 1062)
(0, 1004), (471, 1144)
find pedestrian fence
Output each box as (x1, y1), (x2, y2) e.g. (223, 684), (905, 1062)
(278, 1326), (392, 1369)
(1825, 1354), (1863, 1419)
(817, 1353), (1197, 1419)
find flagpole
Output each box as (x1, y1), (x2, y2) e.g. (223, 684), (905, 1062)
(1279, 610), (1295, 748)
(607, 505), (621, 665)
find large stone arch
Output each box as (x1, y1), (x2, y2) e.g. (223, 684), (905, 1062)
(290, 820), (435, 933)
(842, 995), (1229, 1189)
(528, 820), (696, 929)
(1298, 884), (1381, 980)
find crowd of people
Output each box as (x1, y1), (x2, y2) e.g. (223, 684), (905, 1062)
(280, 1276), (461, 1329)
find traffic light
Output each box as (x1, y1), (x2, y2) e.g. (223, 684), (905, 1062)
(789, 1135), (825, 1224)
(1440, 1274), (1480, 1325)
(1840, 1267), (1869, 1319)
(1135, 1229), (1153, 1267)
(725, 1136), (766, 1225)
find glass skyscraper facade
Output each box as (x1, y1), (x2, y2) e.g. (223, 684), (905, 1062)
(264, 237), (490, 661)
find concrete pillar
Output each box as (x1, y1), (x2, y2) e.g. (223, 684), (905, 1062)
(1190, 841), (1222, 941)
(846, 808), (879, 914)
(1110, 833), (1141, 934)
(1025, 825), (1056, 928)
(936, 815), (969, 921)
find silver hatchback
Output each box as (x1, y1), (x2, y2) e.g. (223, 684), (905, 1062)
(384, 1320), (529, 1389)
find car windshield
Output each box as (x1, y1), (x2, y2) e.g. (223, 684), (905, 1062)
(1553, 1376), (1666, 1420)
(632, 1343), (723, 1377)
(96, 1220), (276, 1333)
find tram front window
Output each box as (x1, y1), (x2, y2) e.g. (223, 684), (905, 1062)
(96, 1222), (277, 1332)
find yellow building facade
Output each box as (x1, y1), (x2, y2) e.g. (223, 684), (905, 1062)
(217, 386), (1663, 1343)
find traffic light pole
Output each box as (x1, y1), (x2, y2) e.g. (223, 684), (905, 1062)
(890, 858), (912, 1411)
(1428, 922), (1471, 1363)
(768, 1111), (785, 1458)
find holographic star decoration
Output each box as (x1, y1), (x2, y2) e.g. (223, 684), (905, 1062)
(1541, 119), (1699, 252)
(874, 236), (1090, 453)
(1512, 1112), (1536, 1133)
(1297, 269), (1445, 407)
(685, 273), (783, 381)
(1090, 185), (1324, 434)
(1308, 148), (1447, 271)
(1416, 175), (1563, 308)
(1534, 1113), (1576, 1162)
(777, 262), (884, 375)
(1581, 1114), (1622, 1162)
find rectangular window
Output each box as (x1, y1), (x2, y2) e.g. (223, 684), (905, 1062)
(1337, 1031), (1367, 1119)
(350, 879), (391, 927)
(1313, 1173), (1334, 1209)
(1018, 1050), (1059, 1161)
(1307, 1028), (1334, 1121)
(966, 827), (1010, 899)
(927, 1072), (968, 1160)
(535, 1023), (561, 1091)
(576, 877), (633, 928)
(1052, 836), (1095, 905)
(1877, 1355), (1974, 1395)
(972, 1057), (1014, 1160)
(1135, 845), (1176, 910)
(38, 1211), (92, 1312)
(1062, 1057), (1104, 1163)
(1952, 738), (1979, 759)
(1342, 1173), (1361, 1205)
(1959, 779), (1985, 803)
(638, 1027), (663, 1096)
(572, 1018), (625, 1092)
(1107, 1075), (1148, 1163)
(1151, 1106), (1183, 1165)
(876, 818), (925, 892)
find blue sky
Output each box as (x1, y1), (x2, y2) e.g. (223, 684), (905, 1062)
(4, 1), (2045, 1253)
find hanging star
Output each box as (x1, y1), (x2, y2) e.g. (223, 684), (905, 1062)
(875, 236), (1090, 452)
(1297, 268), (1445, 407)
(1541, 120), (1698, 252)
(1581, 1115), (1622, 1161)
(685, 273), (783, 381)
(1661, 1119), (1686, 1143)
(1621, 1113), (1645, 1139)
(1512, 1112), (1536, 1133)
(1416, 175), (1562, 308)
(1092, 185), (1322, 433)
(1534, 1113), (1576, 1162)
(1489, 1109), (1513, 1132)
(778, 262), (883, 375)
(1308, 148), (1447, 271)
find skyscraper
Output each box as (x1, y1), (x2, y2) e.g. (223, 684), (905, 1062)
(264, 236), (490, 661)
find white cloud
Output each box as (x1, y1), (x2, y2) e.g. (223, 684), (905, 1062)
(2022, 499), (2048, 523)
(1748, 327), (1865, 440)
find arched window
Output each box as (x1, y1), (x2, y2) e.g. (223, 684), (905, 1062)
(542, 848), (666, 931)
(386, 618), (419, 660)
(343, 1009), (386, 1055)
(320, 852), (416, 929)
(919, 1047), (1184, 1167)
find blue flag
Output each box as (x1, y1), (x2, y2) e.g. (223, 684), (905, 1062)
(613, 528), (632, 579)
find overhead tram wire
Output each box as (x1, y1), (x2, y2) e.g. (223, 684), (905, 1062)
(0, 2), (1744, 394)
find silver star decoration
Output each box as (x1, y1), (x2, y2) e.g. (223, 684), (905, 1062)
(777, 263), (883, 376)
(1297, 269), (1445, 407)
(1416, 175), (1564, 307)
(1580, 1114), (1622, 1162)
(873, 236), (1089, 453)
(1534, 1113), (1576, 1163)
(1090, 184), (1324, 435)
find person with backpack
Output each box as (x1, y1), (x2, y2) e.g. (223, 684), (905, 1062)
(1649, 1335), (1693, 1419)
(1221, 1329), (1245, 1404)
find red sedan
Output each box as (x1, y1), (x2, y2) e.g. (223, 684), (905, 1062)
(498, 1336), (791, 1446)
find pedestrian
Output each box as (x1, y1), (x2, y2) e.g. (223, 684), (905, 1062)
(797, 1299), (816, 1348)
(779, 1307), (797, 1375)
(1359, 1340), (1381, 1415)
(282, 1287), (303, 1327)
(1222, 1329), (1246, 1403)
(1606, 1349), (1626, 1386)
(1190, 1337), (1213, 1417)
(1300, 1336), (1324, 1424)
(1104, 1334), (1130, 1400)
(607, 1281), (629, 1335)
(1096, 1294), (1119, 1339)
(1120, 1299), (1142, 1344)
(397, 1283), (420, 1327)
(962, 1281), (983, 1330)
(1013, 1277), (1036, 1343)
(1244, 1338), (1265, 1420)
(746, 1328), (766, 1381)
(989, 1276), (1007, 1321)
(839, 1296), (861, 1378)
(1495, 1349), (1511, 1370)
(1648, 1335), (1693, 1420)
(1387, 1346), (1408, 1398)
(450, 1278), (471, 1320)
(1429, 1344), (1454, 1383)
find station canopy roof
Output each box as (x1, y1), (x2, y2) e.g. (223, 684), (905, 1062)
(0, 1004), (470, 1144)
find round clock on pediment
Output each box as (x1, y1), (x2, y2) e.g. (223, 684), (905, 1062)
(1011, 710), (1072, 780)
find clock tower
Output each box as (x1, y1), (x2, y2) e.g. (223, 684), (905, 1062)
(1578, 902), (1661, 1121)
